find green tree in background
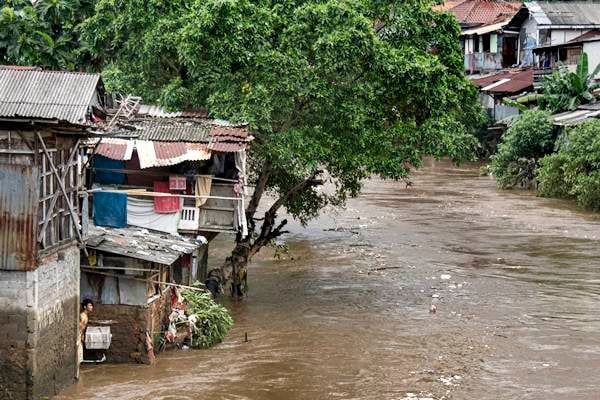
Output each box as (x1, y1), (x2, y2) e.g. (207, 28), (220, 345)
(489, 109), (555, 189)
(80, 0), (483, 296)
(0, 0), (95, 68)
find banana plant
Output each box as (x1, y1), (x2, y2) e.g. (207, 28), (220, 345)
(541, 52), (600, 112)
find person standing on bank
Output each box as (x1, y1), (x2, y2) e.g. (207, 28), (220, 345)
(79, 299), (94, 366)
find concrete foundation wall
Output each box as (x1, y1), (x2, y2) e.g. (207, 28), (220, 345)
(90, 288), (171, 364)
(0, 245), (79, 400)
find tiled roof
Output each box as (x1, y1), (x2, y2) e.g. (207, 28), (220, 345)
(440, 0), (522, 26)
(0, 68), (101, 125)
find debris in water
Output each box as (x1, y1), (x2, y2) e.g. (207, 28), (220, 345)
(440, 274), (451, 280)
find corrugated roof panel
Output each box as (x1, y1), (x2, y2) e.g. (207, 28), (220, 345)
(0, 69), (101, 125)
(209, 142), (247, 152)
(137, 124), (212, 142)
(96, 139), (133, 161)
(0, 164), (39, 271)
(531, 2), (600, 26)
(210, 125), (249, 138)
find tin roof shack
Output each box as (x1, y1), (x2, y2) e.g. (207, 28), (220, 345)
(437, 0), (523, 73)
(80, 225), (204, 363)
(510, 1), (600, 83)
(472, 68), (534, 121)
(87, 105), (252, 249)
(0, 67), (104, 400)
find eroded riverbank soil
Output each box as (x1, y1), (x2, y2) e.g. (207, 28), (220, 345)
(57, 160), (600, 400)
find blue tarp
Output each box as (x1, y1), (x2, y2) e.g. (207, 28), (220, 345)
(93, 192), (127, 228)
(93, 155), (125, 185)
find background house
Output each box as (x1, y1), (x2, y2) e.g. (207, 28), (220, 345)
(437, 0), (523, 73)
(514, 1), (600, 83)
(0, 67), (104, 399)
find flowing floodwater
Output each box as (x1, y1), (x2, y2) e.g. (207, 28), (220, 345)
(57, 160), (600, 400)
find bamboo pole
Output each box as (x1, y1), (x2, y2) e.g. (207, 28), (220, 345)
(81, 267), (207, 292)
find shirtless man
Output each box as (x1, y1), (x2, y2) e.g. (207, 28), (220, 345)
(79, 299), (93, 365)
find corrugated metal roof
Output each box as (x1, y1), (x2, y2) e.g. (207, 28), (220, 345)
(0, 164), (39, 271)
(472, 68), (533, 93)
(552, 107), (600, 126)
(86, 224), (201, 266)
(528, 1), (600, 27)
(136, 140), (211, 168)
(441, 0), (521, 26)
(96, 138), (134, 161)
(136, 123), (212, 142)
(0, 68), (101, 125)
(137, 104), (208, 118)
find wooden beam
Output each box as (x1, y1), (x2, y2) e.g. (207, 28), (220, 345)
(36, 132), (88, 256)
(38, 139), (81, 243)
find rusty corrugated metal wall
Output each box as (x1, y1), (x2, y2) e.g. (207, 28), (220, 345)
(0, 163), (39, 270)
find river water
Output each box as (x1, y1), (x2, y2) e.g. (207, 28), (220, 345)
(57, 160), (600, 400)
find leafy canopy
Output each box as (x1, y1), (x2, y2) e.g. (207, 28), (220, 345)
(0, 0), (96, 69)
(82, 0), (483, 223)
(489, 109), (555, 189)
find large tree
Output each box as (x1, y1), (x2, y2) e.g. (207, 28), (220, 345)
(81, 0), (483, 297)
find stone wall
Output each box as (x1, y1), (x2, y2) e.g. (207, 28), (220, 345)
(90, 288), (171, 364)
(0, 245), (79, 400)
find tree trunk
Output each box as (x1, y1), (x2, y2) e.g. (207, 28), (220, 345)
(205, 167), (323, 299)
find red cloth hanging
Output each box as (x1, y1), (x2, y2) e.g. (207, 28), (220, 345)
(154, 181), (181, 213)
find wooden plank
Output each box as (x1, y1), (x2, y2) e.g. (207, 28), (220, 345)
(37, 138), (81, 243)
(36, 132), (87, 255)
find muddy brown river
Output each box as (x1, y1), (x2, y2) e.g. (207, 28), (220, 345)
(57, 160), (600, 400)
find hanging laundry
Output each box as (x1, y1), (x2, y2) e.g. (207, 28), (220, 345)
(154, 181), (180, 213)
(93, 191), (127, 228)
(93, 155), (125, 185)
(127, 197), (179, 234)
(195, 176), (212, 207)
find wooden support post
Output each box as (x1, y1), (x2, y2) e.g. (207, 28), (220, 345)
(36, 132), (88, 255)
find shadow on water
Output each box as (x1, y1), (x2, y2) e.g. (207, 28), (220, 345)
(57, 159), (600, 400)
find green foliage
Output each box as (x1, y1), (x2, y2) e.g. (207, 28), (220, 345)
(82, 0), (483, 224)
(538, 120), (600, 211)
(489, 109), (555, 189)
(539, 53), (600, 112)
(180, 284), (233, 348)
(0, 0), (96, 68)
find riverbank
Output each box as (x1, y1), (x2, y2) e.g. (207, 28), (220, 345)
(56, 159), (600, 400)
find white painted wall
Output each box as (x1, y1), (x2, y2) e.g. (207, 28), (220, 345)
(550, 29), (588, 46)
(584, 41), (600, 79)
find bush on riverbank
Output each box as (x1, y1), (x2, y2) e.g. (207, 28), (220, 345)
(489, 109), (555, 189)
(537, 120), (600, 211)
(180, 284), (233, 348)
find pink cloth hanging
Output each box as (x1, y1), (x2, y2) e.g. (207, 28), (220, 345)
(153, 181), (180, 213)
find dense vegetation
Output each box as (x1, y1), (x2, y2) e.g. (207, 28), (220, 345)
(489, 109), (555, 189)
(0, 0), (96, 69)
(181, 284), (234, 348)
(490, 52), (600, 211)
(537, 120), (600, 211)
